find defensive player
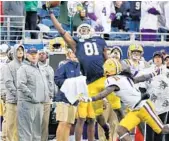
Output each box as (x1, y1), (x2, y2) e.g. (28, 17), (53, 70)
(98, 46), (124, 140)
(79, 58), (169, 141)
(49, 10), (113, 140)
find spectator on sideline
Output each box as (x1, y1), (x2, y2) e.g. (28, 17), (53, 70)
(38, 49), (55, 141)
(143, 51), (169, 141)
(54, 49), (82, 141)
(25, 1), (38, 39)
(17, 48), (48, 141)
(4, 44), (25, 141)
(2, 1), (24, 42)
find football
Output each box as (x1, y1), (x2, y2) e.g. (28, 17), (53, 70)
(46, 1), (61, 8)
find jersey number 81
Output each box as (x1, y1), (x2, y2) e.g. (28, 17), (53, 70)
(84, 42), (99, 56)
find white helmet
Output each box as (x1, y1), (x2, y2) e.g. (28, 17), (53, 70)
(77, 23), (93, 39)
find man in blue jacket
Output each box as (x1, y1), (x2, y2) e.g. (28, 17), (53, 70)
(54, 48), (81, 141)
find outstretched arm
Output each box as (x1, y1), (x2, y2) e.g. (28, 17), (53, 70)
(133, 68), (161, 84)
(91, 85), (118, 101)
(50, 13), (77, 52)
(133, 73), (153, 84)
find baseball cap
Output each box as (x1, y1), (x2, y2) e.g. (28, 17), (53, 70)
(153, 51), (163, 58)
(27, 47), (38, 54)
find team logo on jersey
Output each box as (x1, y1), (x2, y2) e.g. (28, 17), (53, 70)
(162, 100), (169, 107)
(151, 94), (158, 102)
(159, 80), (168, 89)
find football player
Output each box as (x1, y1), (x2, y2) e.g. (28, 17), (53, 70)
(79, 58), (169, 141)
(123, 44), (149, 76)
(49, 10), (113, 141)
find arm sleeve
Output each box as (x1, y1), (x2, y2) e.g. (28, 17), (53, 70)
(17, 67), (33, 98)
(92, 85), (117, 101)
(4, 65), (17, 97)
(54, 64), (66, 88)
(133, 73), (152, 84)
(92, 76), (120, 101)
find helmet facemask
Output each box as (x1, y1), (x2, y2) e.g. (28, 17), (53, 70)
(110, 49), (121, 61)
(130, 51), (142, 61)
(77, 24), (93, 39)
(128, 44), (144, 61)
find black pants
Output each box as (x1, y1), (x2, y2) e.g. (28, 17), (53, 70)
(25, 11), (38, 39)
(146, 112), (169, 141)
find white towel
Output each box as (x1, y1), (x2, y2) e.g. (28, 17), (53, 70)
(60, 76), (88, 104)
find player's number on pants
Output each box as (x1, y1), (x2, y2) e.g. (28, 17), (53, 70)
(84, 42), (99, 56)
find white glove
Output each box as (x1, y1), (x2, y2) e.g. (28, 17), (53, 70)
(79, 96), (92, 102)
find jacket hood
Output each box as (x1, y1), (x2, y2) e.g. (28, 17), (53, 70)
(13, 44), (25, 61)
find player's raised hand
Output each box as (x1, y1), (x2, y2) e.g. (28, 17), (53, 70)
(42, 2), (53, 14)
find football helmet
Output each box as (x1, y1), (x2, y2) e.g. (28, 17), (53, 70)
(77, 23), (93, 39)
(103, 58), (122, 76)
(128, 44), (143, 60)
(110, 46), (123, 60)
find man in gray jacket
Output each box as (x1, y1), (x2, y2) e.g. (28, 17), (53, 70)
(38, 49), (55, 141)
(17, 47), (48, 141)
(4, 44), (25, 141)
